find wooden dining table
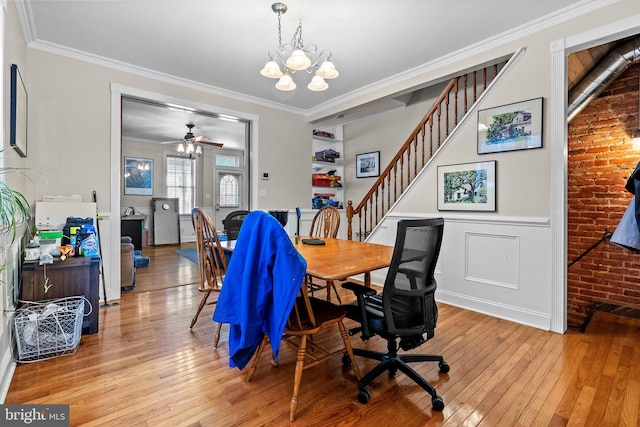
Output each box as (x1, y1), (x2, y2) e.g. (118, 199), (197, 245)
(218, 236), (394, 286)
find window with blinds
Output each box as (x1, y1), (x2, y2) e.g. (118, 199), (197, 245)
(165, 155), (195, 214)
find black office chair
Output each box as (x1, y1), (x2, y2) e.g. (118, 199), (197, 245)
(222, 210), (250, 240)
(341, 217), (448, 411)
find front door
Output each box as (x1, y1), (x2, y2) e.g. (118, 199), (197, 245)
(215, 170), (245, 233)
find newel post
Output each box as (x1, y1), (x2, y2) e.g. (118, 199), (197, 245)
(346, 201), (354, 240)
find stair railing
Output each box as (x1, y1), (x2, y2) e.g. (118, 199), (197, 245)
(346, 64), (504, 240)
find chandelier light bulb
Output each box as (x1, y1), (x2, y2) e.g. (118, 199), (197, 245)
(260, 60), (283, 78)
(308, 75), (328, 91)
(317, 60), (339, 79)
(286, 49), (312, 71)
(276, 73), (296, 91)
(177, 143), (185, 153)
(195, 145), (202, 155)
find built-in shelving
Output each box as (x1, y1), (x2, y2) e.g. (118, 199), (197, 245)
(311, 126), (344, 209)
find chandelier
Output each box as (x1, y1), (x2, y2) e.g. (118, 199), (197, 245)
(177, 124), (202, 159)
(259, 2), (339, 92)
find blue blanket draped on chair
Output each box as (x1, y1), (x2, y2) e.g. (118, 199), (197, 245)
(213, 211), (307, 369)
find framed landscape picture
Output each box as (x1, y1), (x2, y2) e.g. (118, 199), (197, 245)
(477, 97), (543, 154)
(437, 161), (496, 211)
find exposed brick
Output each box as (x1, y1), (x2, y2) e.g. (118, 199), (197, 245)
(567, 64), (640, 327)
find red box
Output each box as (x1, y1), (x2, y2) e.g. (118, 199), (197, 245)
(312, 174), (341, 187)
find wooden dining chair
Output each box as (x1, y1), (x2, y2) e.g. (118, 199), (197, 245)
(307, 206), (342, 302)
(190, 208), (227, 345)
(246, 280), (361, 421)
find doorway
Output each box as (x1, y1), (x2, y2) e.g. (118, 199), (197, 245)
(110, 84), (259, 302)
(213, 149), (247, 231)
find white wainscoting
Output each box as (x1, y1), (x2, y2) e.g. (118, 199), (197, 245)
(366, 214), (553, 331)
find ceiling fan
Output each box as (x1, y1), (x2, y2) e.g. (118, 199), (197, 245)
(159, 123), (224, 148)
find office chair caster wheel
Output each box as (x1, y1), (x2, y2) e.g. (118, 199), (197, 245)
(357, 389), (370, 404)
(431, 396), (445, 411)
(342, 353), (351, 367)
(439, 361), (450, 374)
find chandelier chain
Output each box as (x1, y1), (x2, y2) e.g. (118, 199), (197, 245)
(291, 21), (304, 50)
(277, 10), (283, 49)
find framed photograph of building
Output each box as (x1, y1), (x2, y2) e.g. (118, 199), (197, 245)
(437, 161), (496, 211)
(356, 151), (380, 178)
(477, 97), (543, 154)
(124, 157), (153, 195)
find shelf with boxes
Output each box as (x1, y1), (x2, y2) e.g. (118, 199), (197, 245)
(312, 127), (344, 209)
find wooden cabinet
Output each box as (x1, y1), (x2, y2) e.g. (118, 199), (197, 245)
(21, 257), (100, 334)
(312, 126), (344, 209)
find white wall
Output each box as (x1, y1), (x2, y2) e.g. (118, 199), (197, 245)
(340, 1), (640, 333)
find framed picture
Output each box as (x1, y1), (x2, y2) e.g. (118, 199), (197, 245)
(10, 64), (27, 157)
(356, 151), (380, 178)
(437, 161), (496, 211)
(477, 97), (543, 154)
(124, 157), (153, 195)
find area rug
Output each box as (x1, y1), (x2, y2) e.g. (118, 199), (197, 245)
(175, 248), (198, 264)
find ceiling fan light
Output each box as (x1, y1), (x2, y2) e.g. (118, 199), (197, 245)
(260, 60), (283, 78)
(308, 75), (328, 91)
(177, 143), (185, 153)
(186, 143), (195, 154)
(286, 49), (311, 71)
(317, 60), (339, 79)
(195, 145), (202, 155)
(276, 73), (296, 91)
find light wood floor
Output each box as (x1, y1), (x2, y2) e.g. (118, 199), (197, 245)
(5, 244), (640, 426)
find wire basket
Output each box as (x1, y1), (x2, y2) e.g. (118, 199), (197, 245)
(12, 296), (89, 363)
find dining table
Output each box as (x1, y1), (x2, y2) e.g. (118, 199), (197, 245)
(218, 236), (394, 286)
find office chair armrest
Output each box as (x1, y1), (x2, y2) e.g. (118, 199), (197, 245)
(341, 281), (376, 296)
(342, 281), (376, 339)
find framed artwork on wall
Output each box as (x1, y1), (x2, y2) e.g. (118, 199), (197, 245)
(356, 151), (380, 178)
(124, 157), (153, 195)
(477, 97), (543, 154)
(10, 64), (27, 157)
(437, 161), (496, 211)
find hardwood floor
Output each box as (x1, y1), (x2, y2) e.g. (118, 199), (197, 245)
(5, 244), (640, 426)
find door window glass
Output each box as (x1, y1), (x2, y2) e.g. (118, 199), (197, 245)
(219, 174), (239, 207)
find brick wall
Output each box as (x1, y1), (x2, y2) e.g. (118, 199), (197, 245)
(567, 64), (640, 327)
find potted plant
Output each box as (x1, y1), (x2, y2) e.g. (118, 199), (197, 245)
(0, 165), (31, 244)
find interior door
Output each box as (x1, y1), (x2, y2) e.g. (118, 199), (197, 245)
(215, 170), (245, 233)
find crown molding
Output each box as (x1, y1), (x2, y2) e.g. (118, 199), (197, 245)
(16, 0), (618, 120)
(305, 0), (619, 121)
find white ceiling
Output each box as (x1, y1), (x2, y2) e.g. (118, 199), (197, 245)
(18, 0), (588, 147)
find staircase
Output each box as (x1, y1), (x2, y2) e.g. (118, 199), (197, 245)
(346, 62), (507, 240)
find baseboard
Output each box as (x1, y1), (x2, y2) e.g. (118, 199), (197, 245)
(437, 289), (552, 331)
(0, 330), (16, 403)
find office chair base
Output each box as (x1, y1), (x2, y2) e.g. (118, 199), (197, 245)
(353, 347), (447, 411)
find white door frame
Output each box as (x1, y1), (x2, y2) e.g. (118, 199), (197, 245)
(110, 84), (259, 301)
(549, 14), (640, 333)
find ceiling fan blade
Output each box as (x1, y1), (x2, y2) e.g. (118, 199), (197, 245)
(194, 136), (223, 147)
(197, 140), (224, 148)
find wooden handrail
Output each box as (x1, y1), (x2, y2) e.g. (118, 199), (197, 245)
(346, 64), (503, 240)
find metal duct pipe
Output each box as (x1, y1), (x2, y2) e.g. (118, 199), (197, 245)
(567, 37), (640, 122)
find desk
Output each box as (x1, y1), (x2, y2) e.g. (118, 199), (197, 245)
(220, 237), (394, 286)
